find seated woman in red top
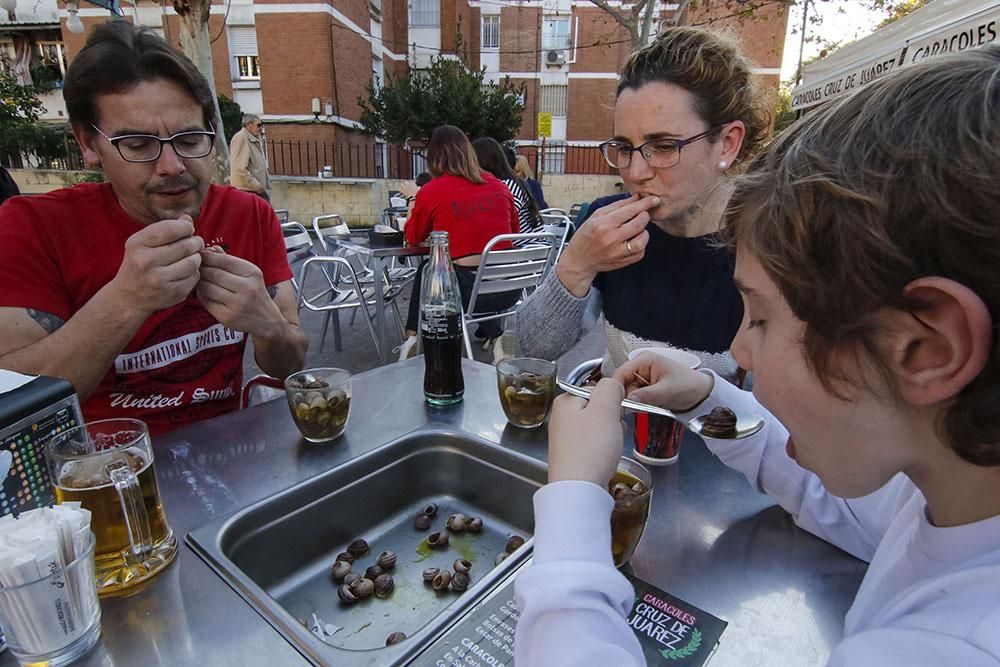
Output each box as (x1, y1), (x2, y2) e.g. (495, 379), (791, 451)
(399, 125), (520, 359)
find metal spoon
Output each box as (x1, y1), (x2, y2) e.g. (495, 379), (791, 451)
(556, 378), (765, 440)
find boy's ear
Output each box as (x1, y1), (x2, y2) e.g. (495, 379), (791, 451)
(888, 277), (992, 406)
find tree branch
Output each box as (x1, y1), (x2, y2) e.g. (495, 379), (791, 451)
(587, 0), (633, 32)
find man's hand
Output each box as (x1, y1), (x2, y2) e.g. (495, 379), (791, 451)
(110, 216), (204, 314)
(547, 378), (626, 487)
(555, 195), (659, 296)
(196, 248), (284, 337)
(612, 353), (713, 413)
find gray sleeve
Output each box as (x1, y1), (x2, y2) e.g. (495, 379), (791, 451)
(515, 269), (602, 360)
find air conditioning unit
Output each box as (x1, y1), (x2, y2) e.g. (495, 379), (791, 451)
(545, 50), (566, 66)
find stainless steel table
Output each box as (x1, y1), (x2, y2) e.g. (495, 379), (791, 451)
(334, 234), (427, 365)
(4, 359), (866, 666)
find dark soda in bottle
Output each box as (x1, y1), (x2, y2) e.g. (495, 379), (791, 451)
(420, 231), (464, 405)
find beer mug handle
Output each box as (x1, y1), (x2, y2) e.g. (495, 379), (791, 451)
(106, 459), (154, 562)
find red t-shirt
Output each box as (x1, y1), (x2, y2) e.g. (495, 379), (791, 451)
(404, 172), (519, 258)
(0, 183), (292, 435)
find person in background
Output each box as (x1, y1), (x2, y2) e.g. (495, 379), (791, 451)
(229, 113), (270, 201)
(473, 138), (542, 243)
(0, 166), (19, 207)
(514, 27), (768, 384)
(515, 46), (1000, 666)
(0, 23), (307, 434)
(511, 152), (548, 211)
(397, 125), (519, 359)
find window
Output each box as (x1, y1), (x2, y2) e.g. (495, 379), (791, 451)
(229, 27), (260, 81)
(539, 85), (567, 117)
(543, 142), (566, 174)
(542, 18), (571, 51)
(35, 42), (67, 88)
(481, 16), (499, 49)
(237, 56), (260, 80)
(409, 0), (440, 28)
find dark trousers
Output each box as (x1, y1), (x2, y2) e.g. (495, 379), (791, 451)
(405, 261), (519, 339)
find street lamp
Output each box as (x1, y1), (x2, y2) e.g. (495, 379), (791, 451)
(66, 0), (85, 33)
(0, 0), (18, 12)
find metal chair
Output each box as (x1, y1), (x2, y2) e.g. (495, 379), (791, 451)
(281, 222), (314, 292)
(297, 254), (406, 355)
(461, 231), (559, 359)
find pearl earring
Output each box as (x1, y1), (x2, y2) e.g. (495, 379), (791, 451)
(718, 161), (728, 170)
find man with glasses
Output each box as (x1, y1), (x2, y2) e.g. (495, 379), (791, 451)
(229, 114), (270, 200)
(0, 23), (307, 434)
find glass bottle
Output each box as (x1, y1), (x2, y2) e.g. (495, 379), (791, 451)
(420, 231), (464, 405)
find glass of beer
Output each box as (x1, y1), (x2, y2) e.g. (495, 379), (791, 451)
(45, 419), (177, 597)
(609, 457), (654, 568)
(496, 358), (557, 428)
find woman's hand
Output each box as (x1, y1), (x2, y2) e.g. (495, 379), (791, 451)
(613, 353), (713, 413)
(547, 379), (626, 487)
(555, 195), (660, 297)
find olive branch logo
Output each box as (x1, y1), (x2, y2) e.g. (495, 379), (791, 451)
(659, 628), (702, 660)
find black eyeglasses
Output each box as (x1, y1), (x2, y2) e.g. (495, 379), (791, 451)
(598, 126), (723, 170)
(91, 124), (216, 163)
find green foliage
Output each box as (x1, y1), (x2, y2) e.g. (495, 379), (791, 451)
(773, 84), (796, 134)
(217, 94), (244, 145)
(0, 70), (65, 168)
(358, 56), (526, 146)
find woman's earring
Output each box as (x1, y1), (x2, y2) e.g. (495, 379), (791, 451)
(718, 161), (728, 170)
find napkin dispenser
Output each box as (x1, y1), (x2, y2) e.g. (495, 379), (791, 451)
(368, 225), (404, 246)
(0, 371), (82, 517)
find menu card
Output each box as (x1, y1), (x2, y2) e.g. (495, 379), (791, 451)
(412, 569), (726, 666)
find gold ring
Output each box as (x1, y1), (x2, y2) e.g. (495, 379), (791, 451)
(625, 239), (634, 255)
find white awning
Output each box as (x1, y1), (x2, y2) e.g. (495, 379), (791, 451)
(790, 0), (1000, 111)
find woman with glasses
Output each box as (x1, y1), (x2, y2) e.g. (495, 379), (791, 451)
(514, 27), (768, 382)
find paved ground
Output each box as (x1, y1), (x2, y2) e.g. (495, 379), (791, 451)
(244, 277), (605, 382)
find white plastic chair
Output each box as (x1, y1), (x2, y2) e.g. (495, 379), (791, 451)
(461, 231), (559, 359)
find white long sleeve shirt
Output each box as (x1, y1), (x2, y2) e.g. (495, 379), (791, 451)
(514, 373), (1000, 665)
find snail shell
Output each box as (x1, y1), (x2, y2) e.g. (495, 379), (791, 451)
(376, 551), (397, 570)
(350, 576), (375, 599)
(446, 513), (469, 532)
(365, 565), (383, 580)
(421, 503), (438, 517)
(331, 560), (352, 581)
(338, 584), (358, 604)
(343, 571), (361, 586)
(450, 571), (470, 592)
(385, 632), (407, 646)
(467, 517), (484, 532)
(505, 535), (525, 554)
(495, 552), (510, 566)
(414, 514), (432, 530)
(427, 531), (450, 548)
(374, 573), (395, 598)
(431, 570), (452, 591)
(346, 539), (369, 557)
(453, 558), (472, 574)
(335, 551), (354, 564)
(422, 567), (440, 582)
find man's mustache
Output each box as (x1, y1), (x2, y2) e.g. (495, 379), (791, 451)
(145, 177), (199, 194)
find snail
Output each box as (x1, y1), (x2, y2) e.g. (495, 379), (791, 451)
(421, 503), (438, 516)
(505, 535), (525, 554)
(431, 570), (452, 591)
(334, 551), (354, 564)
(453, 558), (472, 574)
(343, 571), (361, 586)
(349, 576), (375, 599)
(427, 531), (449, 548)
(331, 559), (352, 581)
(374, 573), (395, 598)
(700, 406), (738, 438)
(495, 552), (509, 566)
(376, 551), (397, 570)
(446, 513), (469, 533)
(385, 632), (407, 646)
(422, 567), (440, 583)
(346, 539), (369, 557)
(365, 565), (383, 580)
(338, 584), (358, 604)
(467, 517), (484, 532)
(414, 514), (432, 530)
(450, 571), (471, 592)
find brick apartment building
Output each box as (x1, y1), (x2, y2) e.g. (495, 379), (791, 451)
(2, 0), (787, 176)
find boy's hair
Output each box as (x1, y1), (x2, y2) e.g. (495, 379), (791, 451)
(425, 125), (484, 184)
(725, 46), (1000, 466)
(64, 22), (216, 133)
(618, 26), (769, 163)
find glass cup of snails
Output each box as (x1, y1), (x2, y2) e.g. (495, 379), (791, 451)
(284, 368), (352, 443)
(496, 357), (557, 428)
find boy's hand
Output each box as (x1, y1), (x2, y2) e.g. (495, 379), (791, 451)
(547, 378), (626, 487)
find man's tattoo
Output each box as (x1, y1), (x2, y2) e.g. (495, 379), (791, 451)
(267, 285), (278, 299)
(27, 308), (65, 334)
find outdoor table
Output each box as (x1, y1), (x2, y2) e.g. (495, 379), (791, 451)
(5, 359), (866, 666)
(333, 233), (428, 365)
